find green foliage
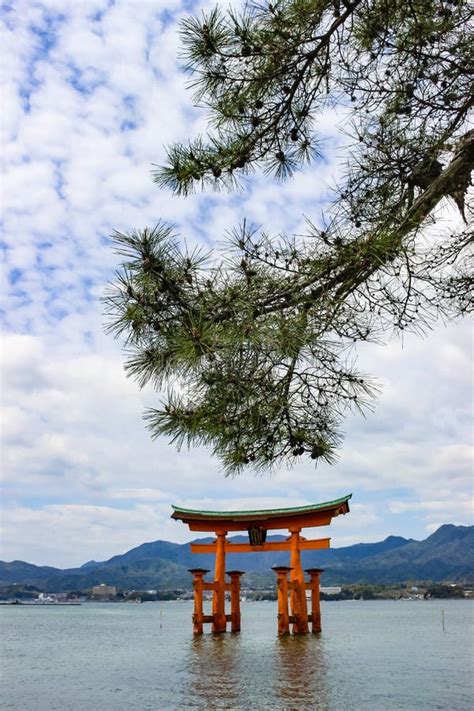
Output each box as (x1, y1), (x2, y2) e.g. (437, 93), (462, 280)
(106, 0), (473, 474)
(425, 584), (465, 599)
(154, 0), (472, 202)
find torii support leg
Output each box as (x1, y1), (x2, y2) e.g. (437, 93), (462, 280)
(227, 570), (244, 632)
(189, 568), (209, 635)
(305, 568), (324, 633)
(212, 531), (227, 633)
(289, 528), (309, 634)
(273, 566), (291, 635)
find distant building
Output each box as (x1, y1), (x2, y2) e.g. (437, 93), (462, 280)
(320, 586), (342, 595)
(307, 586), (342, 600)
(92, 584), (116, 598)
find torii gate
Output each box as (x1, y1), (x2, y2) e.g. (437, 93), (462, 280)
(171, 494), (351, 635)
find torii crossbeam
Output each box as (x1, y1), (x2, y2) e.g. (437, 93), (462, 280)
(171, 494), (351, 635)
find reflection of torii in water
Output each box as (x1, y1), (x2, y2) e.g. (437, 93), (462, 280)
(171, 494), (351, 635)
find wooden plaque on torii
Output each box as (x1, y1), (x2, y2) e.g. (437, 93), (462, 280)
(172, 494), (351, 635)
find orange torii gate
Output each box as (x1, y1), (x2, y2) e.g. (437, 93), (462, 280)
(171, 494), (351, 635)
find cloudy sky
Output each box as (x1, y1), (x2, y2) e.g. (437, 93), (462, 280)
(1, 0), (472, 568)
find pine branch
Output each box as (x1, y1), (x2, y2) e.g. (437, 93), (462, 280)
(107, 0), (473, 473)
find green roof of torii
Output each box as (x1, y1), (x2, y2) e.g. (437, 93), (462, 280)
(171, 494), (352, 521)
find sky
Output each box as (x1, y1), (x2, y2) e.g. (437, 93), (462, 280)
(1, 0), (472, 568)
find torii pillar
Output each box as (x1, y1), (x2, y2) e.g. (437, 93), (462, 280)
(305, 567), (324, 633)
(211, 531), (227, 633)
(189, 567), (208, 634)
(289, 528), (309, 634)
(227, 570), (244, 632)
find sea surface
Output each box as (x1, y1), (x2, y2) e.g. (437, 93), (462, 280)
(1, 600), (473, 710)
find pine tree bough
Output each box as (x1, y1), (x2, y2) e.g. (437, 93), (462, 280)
(105, 0), (473, 474)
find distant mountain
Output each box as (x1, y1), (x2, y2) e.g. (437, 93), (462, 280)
(0, 560), (63, 585)
(1, 524), (472, 591)
(344, 524), (474, 584)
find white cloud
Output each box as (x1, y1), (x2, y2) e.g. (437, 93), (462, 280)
(0, 503), (174, 567)
(389, 495), (473, 532)
(111, 488), (170, 501)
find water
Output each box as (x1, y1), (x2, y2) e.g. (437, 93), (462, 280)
(1, 600), (473, 710)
